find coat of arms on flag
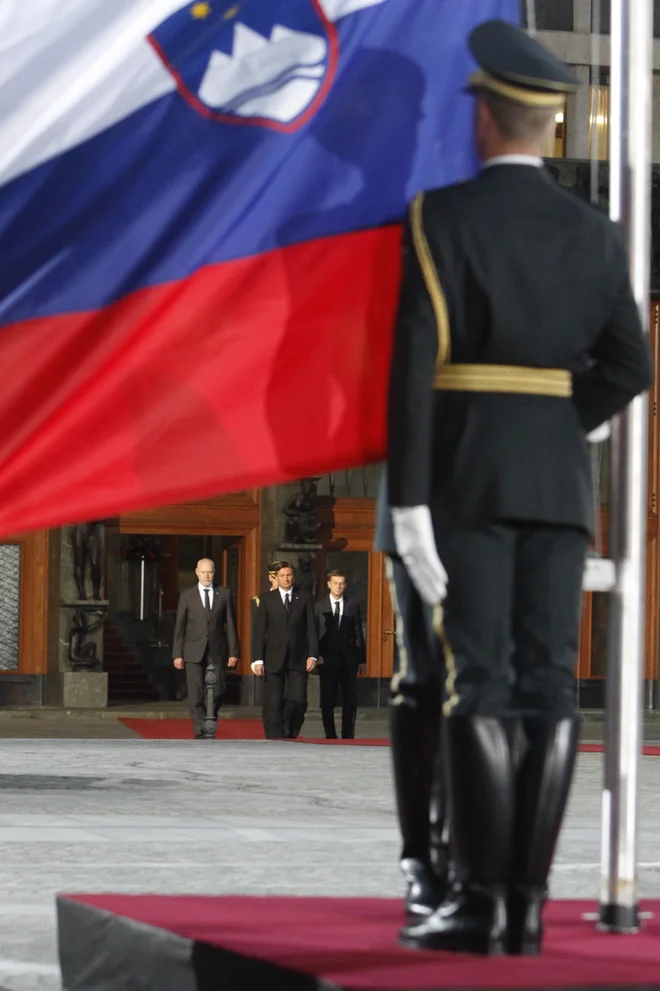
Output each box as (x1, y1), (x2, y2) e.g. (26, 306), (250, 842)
(148, 0), (342, 130)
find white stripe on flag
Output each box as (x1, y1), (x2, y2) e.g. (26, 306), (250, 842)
(0, 0), (187, 187)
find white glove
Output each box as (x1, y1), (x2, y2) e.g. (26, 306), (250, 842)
(587, 422), (610, 443)
(251, 661), (264, 676)
(392, 505), (448, 606)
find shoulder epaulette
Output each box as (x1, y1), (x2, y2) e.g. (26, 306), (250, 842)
(252, 596), (260, 607)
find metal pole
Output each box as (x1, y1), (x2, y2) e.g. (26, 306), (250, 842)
(139, 556), (146, 621)
(524, 0), (536, 35)
(599, 0), (652, 933)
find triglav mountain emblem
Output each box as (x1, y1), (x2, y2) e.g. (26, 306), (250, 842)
(149, 1), (338, 132)
(199, 24), (327, 124)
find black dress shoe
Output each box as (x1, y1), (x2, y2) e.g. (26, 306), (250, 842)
(400, 885), (508, 955)
(401, 858), (449, 919)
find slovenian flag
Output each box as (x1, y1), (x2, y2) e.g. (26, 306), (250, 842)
(0, 0), (518, 535)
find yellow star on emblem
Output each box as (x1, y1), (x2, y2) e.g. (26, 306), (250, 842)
(223, 5), (240, 18)
(191, 2), (211, 18)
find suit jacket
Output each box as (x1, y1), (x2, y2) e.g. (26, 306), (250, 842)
(172, 585), (240, 665)
(252, 589), (319, 673)
(315, 596), (365, 669)
(387, 164), (652, 536)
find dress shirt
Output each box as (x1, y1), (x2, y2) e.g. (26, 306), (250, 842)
(198, 582), (214, 609)
(329, 594), (344, 621)
(279, 587), (293, 606)
(483, 154), (544, 170)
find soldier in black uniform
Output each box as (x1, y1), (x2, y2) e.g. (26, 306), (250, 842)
(385, 20), (652, 956)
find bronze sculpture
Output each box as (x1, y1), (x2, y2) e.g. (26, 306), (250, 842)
(283, 478), (322, 544)
(72, 521), (103, 601)
(68, 609), (105, 672)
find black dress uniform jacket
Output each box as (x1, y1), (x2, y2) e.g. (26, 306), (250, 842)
(172, 585), (240, 664)
(252, 589), (319, 673)
(387, 164), (652, 534)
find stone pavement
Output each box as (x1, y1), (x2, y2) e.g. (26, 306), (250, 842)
(1, 731), (660, 990)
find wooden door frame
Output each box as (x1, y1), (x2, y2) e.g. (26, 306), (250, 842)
(579, 300), (660, 686)
(0, 530), (51, 678)
(108, 491), (261, 675)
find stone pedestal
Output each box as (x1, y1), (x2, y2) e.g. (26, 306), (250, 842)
(307, 672), (321, 711)
(60, 671), (108, 708)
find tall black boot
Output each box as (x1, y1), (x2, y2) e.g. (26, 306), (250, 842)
(507, 716), (580, 956)
(390, 694), (449, 919)
(401, 716), (515, 955)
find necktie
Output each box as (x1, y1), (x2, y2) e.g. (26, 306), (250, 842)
(334, 601), (341, 627)
(284, 593), (291, 612)
(204, 588), (211, 616)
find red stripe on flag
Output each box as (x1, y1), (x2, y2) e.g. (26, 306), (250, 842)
(0, 226), (400, 535)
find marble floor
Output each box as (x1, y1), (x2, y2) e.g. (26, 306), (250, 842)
(1, 737), (660, 990)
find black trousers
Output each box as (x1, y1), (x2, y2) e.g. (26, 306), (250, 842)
(185, 648), (226, 738)
(436, 522), (588, 718)
(319, 656), (359, 739)
(388, 556), (445, 697)
(263, 661), (308, 739)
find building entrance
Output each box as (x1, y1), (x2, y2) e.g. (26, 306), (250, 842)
(103, 531), (245, 705)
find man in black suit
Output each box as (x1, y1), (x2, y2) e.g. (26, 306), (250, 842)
(251, 561), (318, 739)
(387, 21), (652, 956)
(315, 569), (366, 739)
(173, 558), (240, 739)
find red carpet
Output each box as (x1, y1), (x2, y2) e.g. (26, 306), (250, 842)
(57, 894), (660, 989)
(119, 718), (387, 743)
(119, 719), (660, 754)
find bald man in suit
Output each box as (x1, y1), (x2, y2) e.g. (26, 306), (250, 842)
(173, 558), (240, 739)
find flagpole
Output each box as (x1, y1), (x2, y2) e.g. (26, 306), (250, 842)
(599, 0), (652, 932)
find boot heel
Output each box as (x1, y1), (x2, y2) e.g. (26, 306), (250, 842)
(506, 884), (546, 954)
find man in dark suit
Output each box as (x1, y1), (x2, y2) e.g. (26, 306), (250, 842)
(173, 558), (240, 739)
(315, 569), (366, 739)
(251, 561), (318, 739)
(387, 21), (652, 956)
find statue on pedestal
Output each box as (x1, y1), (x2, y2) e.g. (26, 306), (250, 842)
(283, 478), (322, 544)
(72, 521), (103, 601)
